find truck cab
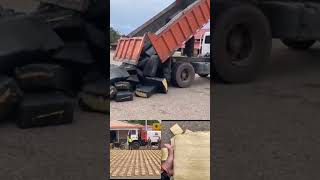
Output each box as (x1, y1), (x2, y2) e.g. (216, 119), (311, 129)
(200, 31), (210, 57)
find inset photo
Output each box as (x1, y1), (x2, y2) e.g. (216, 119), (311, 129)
(110, 120), (162, 179)
(161, 120), (210, 180)
(110, 0), (210, 120)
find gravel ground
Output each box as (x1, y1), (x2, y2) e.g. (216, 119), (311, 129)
(213, 40), (320, 180)
(161, 120), (210, 147)
(0, 109), (106, 180)
(110, 150), (161, 179)
(110, 51), (210, 120)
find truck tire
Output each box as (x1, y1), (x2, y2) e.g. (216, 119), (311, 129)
(172, 62), (195, 88)
(281, 39), (315, 50)
(214, 5), (271, 83)
(132, 142), (140, 150)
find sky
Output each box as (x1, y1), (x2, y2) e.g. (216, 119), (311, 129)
(111, 0), (175, 35)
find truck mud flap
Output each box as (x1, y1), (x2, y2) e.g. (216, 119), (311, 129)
(135, 86), (157, 98)
(110, 66), (130, 85)
(0, 76), (23, 121)
(115, 91), (133, 102)
(79, 92), (109, 113)
(17, 92), (74, 129)
(114, 81), (132, 91)
(143, 55), (160, 77)
(143, 77), (168, 93)
(15, 64), (71, 92)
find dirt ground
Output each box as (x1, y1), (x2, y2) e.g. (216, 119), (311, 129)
(110, 51), (210, 120)
(213, 40), (320, 180)
(0, 109), (106, 180)
(110, 150), (161, 179)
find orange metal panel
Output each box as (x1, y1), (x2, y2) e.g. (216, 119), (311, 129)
(113, 36), (145, 64)
(148, 0), (210, 63)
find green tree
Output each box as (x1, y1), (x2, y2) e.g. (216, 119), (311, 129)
(110, 27), (121, 43)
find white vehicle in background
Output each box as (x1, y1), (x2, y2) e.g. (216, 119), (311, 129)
(128, 129), (161, 149)
(200, 31), (210, 57)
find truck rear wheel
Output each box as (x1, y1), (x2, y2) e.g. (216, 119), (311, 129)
(214, 5), (271, 83)
(132, 142), (140, 150)
(281, 39), (315, 50)
(172, 62), (195, 88)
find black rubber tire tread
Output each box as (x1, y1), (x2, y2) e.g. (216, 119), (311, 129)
(214, 5), (272, 83)
(171, 62), (195, 88)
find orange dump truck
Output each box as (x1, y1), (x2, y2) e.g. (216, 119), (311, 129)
(113, 0), (211, 88)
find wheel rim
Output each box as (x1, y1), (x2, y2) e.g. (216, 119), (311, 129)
(181, 69), (189, 81)
(226, 24), (253, 66)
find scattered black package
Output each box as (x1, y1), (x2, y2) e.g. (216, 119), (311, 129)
(110, 66), (130, 84)
(144, 77), (168, 93)
(110, 85), (117, 99)
(0, 76), (23, 121)
(114, 81), (131, 91)
(17, 92), (74, 128)
(119, 63), (137, 75)
(15, 64), (71, 92)
(82, 78), (108, 96)
(143, 55), (160, 77)
(115, 91), (133, 102)
(79, 92), (109, 113)
(135, 85), (157, 98)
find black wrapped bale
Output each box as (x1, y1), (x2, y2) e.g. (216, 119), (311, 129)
(119, 63), (137, 75)
(143, 55), (160, 77)
(82, 78), (108, 96)
(114, 81), (131, 91)
(15, 64), (71, 92)
(115, 91), (133, 102)
(0, 76), (23, 121)
(79, 92), (109, 113)
(17, 92), (74, 129)
(110, 86), (117, 99)
(135, 86), (157, 98)
(110, 66), (130, 85)
(144, 77), (168, 93)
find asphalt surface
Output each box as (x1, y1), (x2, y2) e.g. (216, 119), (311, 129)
(0, 109), (106, 180)
(213, 40), (320, 180)
(110, 51), (210, 120)
(161, 120), (210, 147)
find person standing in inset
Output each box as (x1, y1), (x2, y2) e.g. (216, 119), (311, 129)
(147, 137), (152, 150)
(127, 135), (133, 150)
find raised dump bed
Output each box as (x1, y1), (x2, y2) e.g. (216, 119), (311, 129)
(113, 0), (210, 64)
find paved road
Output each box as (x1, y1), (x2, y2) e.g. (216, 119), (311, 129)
(110, 52), (210, 120)
(0, 109), (106, 180)
(213, 40), (320, 180)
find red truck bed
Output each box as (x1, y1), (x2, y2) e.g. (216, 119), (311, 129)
(113, 0), (210, 64)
